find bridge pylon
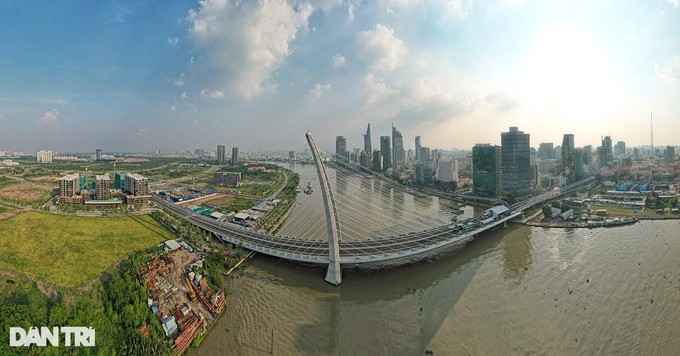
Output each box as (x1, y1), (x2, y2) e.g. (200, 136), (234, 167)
(305, 131), (342, 285)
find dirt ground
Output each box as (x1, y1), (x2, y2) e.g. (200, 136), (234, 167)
(0, 184), (53, 203)
(162, 249), (213, 323)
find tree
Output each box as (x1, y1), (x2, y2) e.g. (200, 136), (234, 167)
(542, 205), (553, 219)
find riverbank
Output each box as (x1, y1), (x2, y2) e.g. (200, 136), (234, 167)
(526, 217), (638, 228)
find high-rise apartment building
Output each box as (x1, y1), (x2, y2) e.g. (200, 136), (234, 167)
(436, 161), (458, 182)
(666, 146), (675, 163)
(472, 144), (502, 198)
(231, 147), (239, 166)
(59, 173), (80, 197)
(125, 173), (149, 196)
(538, 143), (554, 160)
(615, 141), (626, 156)
(380, 136), (391, 171)
(217, 145), (226, 165)
(561, 134), (575, 181)
(574, 148), (584, 180)
(95, 174), (111, 200)
(36, 150), (53, 163)
(372, 150), (383, 172)
(601, 136), (613, 166)
(335, 136), (348, 161)
(96, 148), (103, 162)
(501, 127), (531, 198)
(415, 136), (421, 161)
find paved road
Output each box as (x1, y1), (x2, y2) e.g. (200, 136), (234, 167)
(154, 194), (520, 265)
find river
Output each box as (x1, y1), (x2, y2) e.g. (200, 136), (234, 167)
(195, 164), (680, 355)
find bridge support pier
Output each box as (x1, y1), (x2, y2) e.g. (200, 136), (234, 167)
(306, 131), (343, 286)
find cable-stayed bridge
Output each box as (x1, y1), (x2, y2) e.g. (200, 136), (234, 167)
(154, 132), (592, 285)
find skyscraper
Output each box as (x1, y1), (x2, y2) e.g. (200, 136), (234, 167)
(96, 148), (103, 162)
(472, 144), (502, 198)
(231, 147), (239, 166)
(415, 136), (421, 162)
(501, 127), (531, 198)
(666, 146), (675, 163)
(335, 136), (348, 161)
(372, 150), (383, 172)
(601, 136), (613, 166)
(217, 145), (226, 165)
(363, 124), (372, 154)
(615, 141), (626, 156)
(574, 148), (584, 180)
(561, 134), (575, 181)
(538, 143), (554, 160)
(380, 136), (391, 171)
(392, 125), (405, 170)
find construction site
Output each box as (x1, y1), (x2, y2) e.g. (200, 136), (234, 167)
(140, 245), (227, 354)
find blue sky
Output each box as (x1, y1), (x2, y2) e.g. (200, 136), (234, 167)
(1, 0), (679, 153)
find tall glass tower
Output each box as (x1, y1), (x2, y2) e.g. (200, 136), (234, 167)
(501, 127), (531, 198)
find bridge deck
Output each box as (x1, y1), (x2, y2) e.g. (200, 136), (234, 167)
(154, 195), (520, 265)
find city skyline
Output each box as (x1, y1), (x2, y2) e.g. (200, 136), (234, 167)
(1, 0), (680, 152)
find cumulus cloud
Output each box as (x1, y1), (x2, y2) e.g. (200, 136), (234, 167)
(655, 56), (680, 82)
(167, 36), (179, 45)
(484, 91), (519, 111)
(332, 54), (346, 68)
(363, 73), (399, 105)
(201, 88), (225, 98)
(443, 0), (474, 18)
(355, 24), (406, 71)
(187, 0), (313, 98)
(668, 0), (679, 8)
(180, 91), (187, 99)
(308, 83), (332, 98)
(38, 109), (58, 124)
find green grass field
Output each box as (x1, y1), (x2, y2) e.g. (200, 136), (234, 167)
(0, 212), (174, 287)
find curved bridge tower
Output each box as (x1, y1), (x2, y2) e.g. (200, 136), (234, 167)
(305, 131), (342, 285)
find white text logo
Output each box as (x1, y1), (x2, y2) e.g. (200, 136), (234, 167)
(9, 327), (95, 347)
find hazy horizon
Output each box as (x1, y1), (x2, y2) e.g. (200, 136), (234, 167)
(1, 0), (679, 152)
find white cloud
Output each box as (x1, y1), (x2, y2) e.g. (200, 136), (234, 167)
(187, 0), (313, 98)
(668, 0), (679, 8)
(38, 109), (58, 124)
(355, 24), (406, 71)
(363, 73), (399, 105)
(484, 91), (519, 111)
(655, 56), (680, 82)
(380, 0), (422, 7)
(174, 73), (185, 87)
(308, 83), (332, 98)
(135, 128), (146, 136)
(313, 0), (344, 14)
(180, 91), (187, 99)
(201, 88), (225, 98)
(443, 0), (474, 18)
(167, 36), (179, 45)
(170, 104), (177, 112)
(414, 58), (429, 69)
(332, 54), (346, 68)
